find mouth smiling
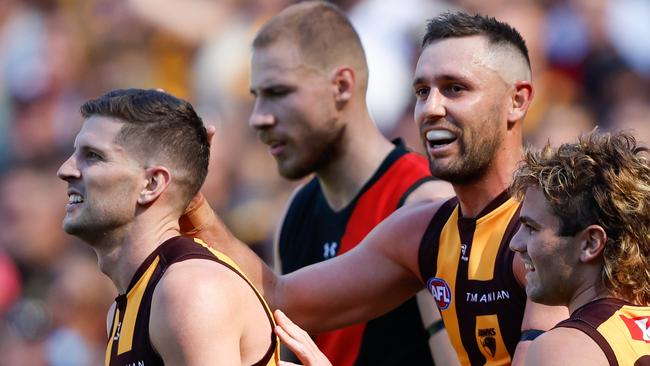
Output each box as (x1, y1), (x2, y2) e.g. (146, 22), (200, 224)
(522, 257), (536, 272)
(67, 191), (84, 208)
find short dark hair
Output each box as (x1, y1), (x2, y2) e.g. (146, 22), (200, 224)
(252, 0), (368, 89)
(422, 12), (530, 68)
(80, 89), (209, 206)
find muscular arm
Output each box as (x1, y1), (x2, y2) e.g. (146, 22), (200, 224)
(416, 292), (460, 366)
(404, 179), (459, 364)
(182, 194), (445, 333)
(277, 206), (425, 332)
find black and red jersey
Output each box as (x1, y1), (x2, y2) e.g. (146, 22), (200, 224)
(279, 140), (435, 366)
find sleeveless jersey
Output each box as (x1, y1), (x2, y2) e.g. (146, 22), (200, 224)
(554, 298), (650, 366)
(279, 141), (434, 366)
(418, 191), (527, 366)
(105, 236), (279, 366)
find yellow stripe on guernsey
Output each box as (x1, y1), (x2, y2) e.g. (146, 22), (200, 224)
(118, 256), (161, 355)
(436, 197), (519, 366)
(472, 197), (518, 366)
(437, 208), (467, 364)
(468, 198), (519, 281)
(475, 315), (509, 366)
(105, 308), (121, 366)
(598, 305), (650, 365)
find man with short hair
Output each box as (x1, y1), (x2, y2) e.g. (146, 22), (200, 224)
(58, 89), (280, 365)
(184, 12), (567, 365)
(246, 2), (453, 365)
(510, 131), (650, 366)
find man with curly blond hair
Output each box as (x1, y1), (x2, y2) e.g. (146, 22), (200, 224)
(510, 130), (650, 366)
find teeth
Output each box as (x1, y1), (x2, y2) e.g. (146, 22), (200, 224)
(524, 262), (535, 271)
(68, 194), (83, 204)
(426, 130), (456, 145)
(426, 130), (455, 142)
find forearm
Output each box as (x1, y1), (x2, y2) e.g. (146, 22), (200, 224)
(416, 291), (460, 366)
(278, 248), (422, 334)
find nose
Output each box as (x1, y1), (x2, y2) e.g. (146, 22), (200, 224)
(57, 154), (80, 181)
(415, 88), (446, 125)
(509, 226), (526, 253)
(248, 100), (275, 130)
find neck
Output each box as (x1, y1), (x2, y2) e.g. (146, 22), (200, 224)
(317, 109), (394, 211)
(454, 138), (523, 217)
(567, 283), (611, 314)
(91, 213), (180, 294)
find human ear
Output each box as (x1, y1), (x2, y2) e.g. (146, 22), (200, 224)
(578, 225), (607, 263)
(138, 166), (171, 205)
(332, 67), (355, 108)
(507, 81), (534, 128)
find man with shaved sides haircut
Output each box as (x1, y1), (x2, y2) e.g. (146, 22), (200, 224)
(182, 11), (567, 366)
(58, 89), (280, 366)
(246, 1), (454, 365)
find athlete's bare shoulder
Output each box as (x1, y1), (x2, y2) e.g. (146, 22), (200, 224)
(525, 327), (608, 366)
(149, 259), (271, 364)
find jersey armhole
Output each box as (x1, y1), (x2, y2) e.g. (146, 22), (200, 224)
(554, 320), (618, 365)
(417, 197), (458, 284)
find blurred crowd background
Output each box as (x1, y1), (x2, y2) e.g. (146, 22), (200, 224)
(0, 0), (649, 364)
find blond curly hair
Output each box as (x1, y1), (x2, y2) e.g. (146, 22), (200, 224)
(511, 131), (650, 305)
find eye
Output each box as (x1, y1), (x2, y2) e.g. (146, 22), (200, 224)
(522, 222), (536, 235)
(414, 86), (430, 99)
(264, 87), (291, 98)
(443, 83), (466, 96)
(85, 150), (103, 161)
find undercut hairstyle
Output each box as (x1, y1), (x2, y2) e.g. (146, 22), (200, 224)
(80, 89), (209, 207)
(423, 12), (530, 70)
(252, 0), (368, 90)
(511, 131), (650, 305)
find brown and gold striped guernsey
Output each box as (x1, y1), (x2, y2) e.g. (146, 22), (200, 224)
(418, 191), (527, 366)
(105, 236), (280, 366)
(554, 298), (650, 366)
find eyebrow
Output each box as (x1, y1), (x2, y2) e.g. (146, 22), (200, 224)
(519, 215), (540, 228)
(412, 74), (473, 88)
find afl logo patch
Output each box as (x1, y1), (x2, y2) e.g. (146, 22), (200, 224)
(427, 277), (452, 310)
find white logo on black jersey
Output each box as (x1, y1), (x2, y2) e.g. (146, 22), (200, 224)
(460, 244), (469, 261)
(323, 242), (338, 259)
(114, 321), (122, 341)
